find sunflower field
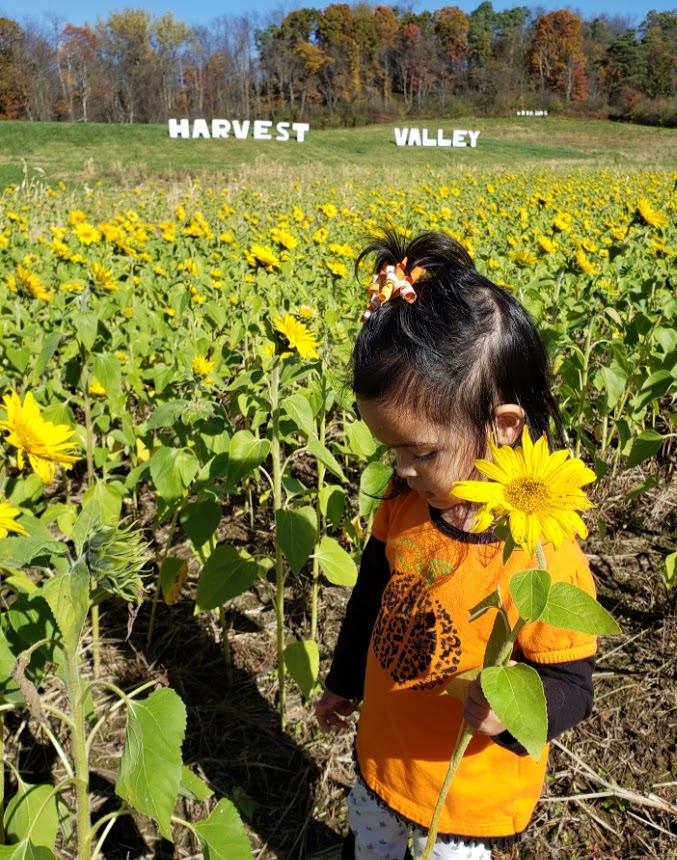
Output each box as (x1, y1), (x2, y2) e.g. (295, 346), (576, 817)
(0, 163), (676, 859)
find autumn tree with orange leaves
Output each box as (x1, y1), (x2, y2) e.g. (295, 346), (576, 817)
(530, 10), (587, 102)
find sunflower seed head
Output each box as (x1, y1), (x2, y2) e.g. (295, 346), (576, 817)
(84, 520), (149, 604)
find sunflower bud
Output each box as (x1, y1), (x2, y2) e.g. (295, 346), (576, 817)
(83, 520), (149, 605)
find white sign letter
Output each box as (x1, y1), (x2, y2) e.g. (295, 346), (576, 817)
(168, 118), (190, 138)
(291, 122), (310, 142)
(211, 119), (230, 139)
(467, 130), (480, 148)
(408, 128), (422, 146)
(192, 119), (210, 139)
(394, 128), (409, 146)
(422, 129), (437, 147)
(437, 129), (451, 147)
(232, 120), (250, 139)
(254, 120), (272, 140)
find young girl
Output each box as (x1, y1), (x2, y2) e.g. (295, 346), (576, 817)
(314, 230), (597, 860)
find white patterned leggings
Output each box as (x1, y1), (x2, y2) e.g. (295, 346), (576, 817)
(347, 778), (493, 860)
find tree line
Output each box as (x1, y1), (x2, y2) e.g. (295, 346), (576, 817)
(1, 3), (676, 127)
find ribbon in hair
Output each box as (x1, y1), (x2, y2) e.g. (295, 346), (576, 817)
(360, 256), (426, 322)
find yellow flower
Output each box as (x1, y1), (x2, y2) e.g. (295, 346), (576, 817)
(320, 203), (338, 218)
(509, 250), (538, 267)
(69, 209), (87, 225)
(136, 437), (151, 463)
(74, 222), (101, 245)
(298, 305), (314, 319)
(249, 244), (280, 268)
(326, 259), (348, 278)
(48, 239), (71, 258)
(273, 313), (320, 360)
(552, 214), (571, 232)
(574, 247), (599, 276)
(192, 356), (214, 377)
(451, 426), (596, 557)
(91, 261), (118, 291)
(271, 227), (298, 250)
(16, 264), (52, 302)
(89, 380), (107, 396)
(636, 198), (669, 229)
(0, 498), (28, 539)
(537, 236), (557, 254)
(0, 390), (81, 484)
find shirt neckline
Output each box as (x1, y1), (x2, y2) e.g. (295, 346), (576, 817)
(428, 504), (498, 544)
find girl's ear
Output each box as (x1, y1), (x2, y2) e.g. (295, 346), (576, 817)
(492, 404), (525, 446)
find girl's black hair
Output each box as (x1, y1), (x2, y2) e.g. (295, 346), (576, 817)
(351, 228), (562, 456)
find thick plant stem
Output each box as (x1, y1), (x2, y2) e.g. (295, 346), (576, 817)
(1, 712), (4, 844)
(81, 365), (102, 678)
(219, 606), (233, 685)
(420, 719), (475, 860)
(63, 647), (92, 860)
(310, 393), (327, 643)
(270, 360), (287, 729)
(535, 541), (547, 573)
(573, 317), (595, 459)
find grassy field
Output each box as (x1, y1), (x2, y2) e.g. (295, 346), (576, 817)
(2, 116), (676, 187)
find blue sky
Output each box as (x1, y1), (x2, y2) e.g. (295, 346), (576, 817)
(5, 0), (674, 30)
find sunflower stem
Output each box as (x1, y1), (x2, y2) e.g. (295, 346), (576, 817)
(535, 541), (547, 572)
(310, 374), (327, 644)
(270, 358), (287, 729)
(420, 719), (475, 860)
(573, 317), (595, 459)
(0, 712), (5, 844)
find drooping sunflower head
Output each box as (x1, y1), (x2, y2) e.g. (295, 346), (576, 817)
(85, 520), (149, 605)
(451, 426), (596, 557)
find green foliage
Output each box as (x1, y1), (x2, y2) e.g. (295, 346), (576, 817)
(0, 499), (254, 859)
(284, 639), (320, 699)
(481, 664), (548, 761)
(116, 688), (187, 841)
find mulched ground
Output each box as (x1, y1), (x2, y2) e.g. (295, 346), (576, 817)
(5, 473), (677, 860)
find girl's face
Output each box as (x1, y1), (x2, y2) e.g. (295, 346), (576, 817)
(357, 397), (480, 512)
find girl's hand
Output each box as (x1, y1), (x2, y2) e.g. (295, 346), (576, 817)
(463, 676), (509, 737)
(464, 659), (519, 735)
(314, 689), (356, 733)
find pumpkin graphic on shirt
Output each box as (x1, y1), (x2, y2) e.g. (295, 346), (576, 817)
(372, 539), (462, 690)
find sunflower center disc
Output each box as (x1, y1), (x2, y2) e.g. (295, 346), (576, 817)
(504, 477), (550, 514)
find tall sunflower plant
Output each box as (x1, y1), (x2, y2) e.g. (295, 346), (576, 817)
(0, 390), (253, 859)
(420, 427), (621, 860)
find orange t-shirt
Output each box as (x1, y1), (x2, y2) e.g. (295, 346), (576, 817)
(355, 490), (597, 840)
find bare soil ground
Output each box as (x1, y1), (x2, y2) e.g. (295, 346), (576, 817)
(6, 475), (677, 860)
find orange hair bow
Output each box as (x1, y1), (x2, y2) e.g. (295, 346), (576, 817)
(360, 257), (426, 322)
